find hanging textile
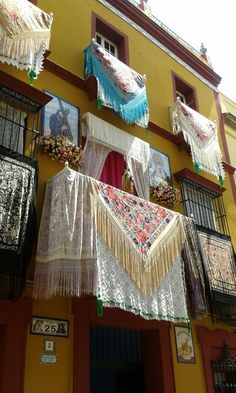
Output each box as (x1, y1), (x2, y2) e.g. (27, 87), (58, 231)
(82, 112), (150, 199)
(181, 218), (208, 319)
(0, 146), (38, 299)
(0, 101), (26, 154)
(34, 167), (190, 323)
(198, 229), (236, 323)
(0, 0), (53, 77)
(84, 41), (149, 128)
(170, 100), (224, 184)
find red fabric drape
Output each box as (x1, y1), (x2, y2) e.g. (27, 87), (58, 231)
(99, 150), (125, 189)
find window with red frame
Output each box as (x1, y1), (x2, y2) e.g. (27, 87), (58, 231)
(172, 72), (198, 110)
(91, 13), (129, 64)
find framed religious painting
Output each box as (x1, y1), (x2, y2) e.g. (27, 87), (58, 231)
(149, 147), (172, 186)
(174, 325), (196, 364)
(41, 91), (80, 145)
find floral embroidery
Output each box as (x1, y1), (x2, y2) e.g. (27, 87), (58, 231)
(9, 11), (19, 21)
(84, 41), (149, 127)
(98, 183), (174, 256)
(180, 105), (215, 147)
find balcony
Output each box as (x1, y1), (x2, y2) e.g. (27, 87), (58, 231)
(0, 71), (52, 159)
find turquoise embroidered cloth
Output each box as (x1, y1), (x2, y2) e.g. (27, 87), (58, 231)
(84, 41), (149, 128)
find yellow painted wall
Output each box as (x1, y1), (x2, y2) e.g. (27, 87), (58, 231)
(24, 297), (72, 393)
(1, 1), (236, 393)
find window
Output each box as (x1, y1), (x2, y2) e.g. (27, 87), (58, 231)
(182, 180), (217, 230)
(176, 90), (186, 104)
(174, 169), (230, 236)
(0, 71), (52, 158)
(211, 343), (236, 393)
(92, 13), (129, 64)
(172, 72), (198, 110)
(95, 33), (118, 58)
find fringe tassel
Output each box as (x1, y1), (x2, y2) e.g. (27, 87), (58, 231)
(0, 29), (51, 60)
(171, 104), (225, 180)
(33, 261), (97, 299)
(96, 201), (186, 295)
(84, 44), (149, 128)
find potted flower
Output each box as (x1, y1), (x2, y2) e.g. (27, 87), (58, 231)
(36, 135), (84, 168)
(150, 179), (181, 208)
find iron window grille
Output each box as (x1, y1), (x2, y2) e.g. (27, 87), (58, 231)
(0, 85), (43, 159)
(212, 343), (236, 393)
(180, 178), (230, 236)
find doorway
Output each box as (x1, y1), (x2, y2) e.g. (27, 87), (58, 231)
(90, 326), (145, 393)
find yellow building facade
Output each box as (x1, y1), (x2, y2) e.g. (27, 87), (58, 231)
(0, 1), (236, 393)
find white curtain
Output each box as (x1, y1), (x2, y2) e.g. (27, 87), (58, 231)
(0, 101), (26, 154)
(82, 140), (111, 180)
(126, 156), (150, 200)
(82, 112), (150, 199)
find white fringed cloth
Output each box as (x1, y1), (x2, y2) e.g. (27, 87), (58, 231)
(34, 167), (190, 323)
(0, 0), (53, 76)
(170, 100), (224, 181)
(82, 112), (150, 200)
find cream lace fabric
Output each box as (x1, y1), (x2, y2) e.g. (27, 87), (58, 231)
(97, 237), (188, 321)
(34, 167), (189, 322)
(0, 0), (53, 75)
(170, 100), (224, 181)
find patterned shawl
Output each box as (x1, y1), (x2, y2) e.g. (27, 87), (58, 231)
(198, 228), (236, 323)
(181, 218), (208, 319)
(0, 146), (38, 299)
(170, 100), (224, 184)
(84, 41), (149, 128)
(0, 0), (53, 76)
(34, 167), (190, 323)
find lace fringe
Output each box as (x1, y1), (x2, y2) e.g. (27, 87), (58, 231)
(171, 105), (225, 179)
(33, 260), (97, 299)
(182, 130), (225, 179)
(96, 201), (186, 295)
(0, 28), (51, 59)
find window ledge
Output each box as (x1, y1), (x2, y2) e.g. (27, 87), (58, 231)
(174, 168), (226, 194)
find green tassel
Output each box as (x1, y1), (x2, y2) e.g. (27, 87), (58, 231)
(97, 98), (103, 110)
(97, 298), (103, 317)
(219, 175), (223, 189)
(187, 319), (191, 335)
(194, 162), (200, 174)
(29, 70), (37, 86)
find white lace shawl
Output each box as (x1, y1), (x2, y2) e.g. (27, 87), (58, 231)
(34, 168), (188, 322)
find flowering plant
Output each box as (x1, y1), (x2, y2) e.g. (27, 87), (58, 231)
(36, 135), (84, 167)
(150, 180), (181, 208)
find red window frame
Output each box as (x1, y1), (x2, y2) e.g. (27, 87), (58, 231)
(172, 71), (198, 110)
(91, 12), (129, 65)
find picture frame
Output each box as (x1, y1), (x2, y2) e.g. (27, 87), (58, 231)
(30, 316), (69, 338)
(41, 91), (80, 145)
(174, 325), (196, 364)
(44, 338), (56, 353)
(149, 147), (172, 186)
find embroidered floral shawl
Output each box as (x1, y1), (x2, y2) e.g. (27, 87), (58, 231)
(84, 41), (149, 128)
(0, 146), (38, 299)
(34, 167), (190, 323)
(198, 229), (236, 323)
(170, 100), (224, 183)
(0, 0), (53, 76)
